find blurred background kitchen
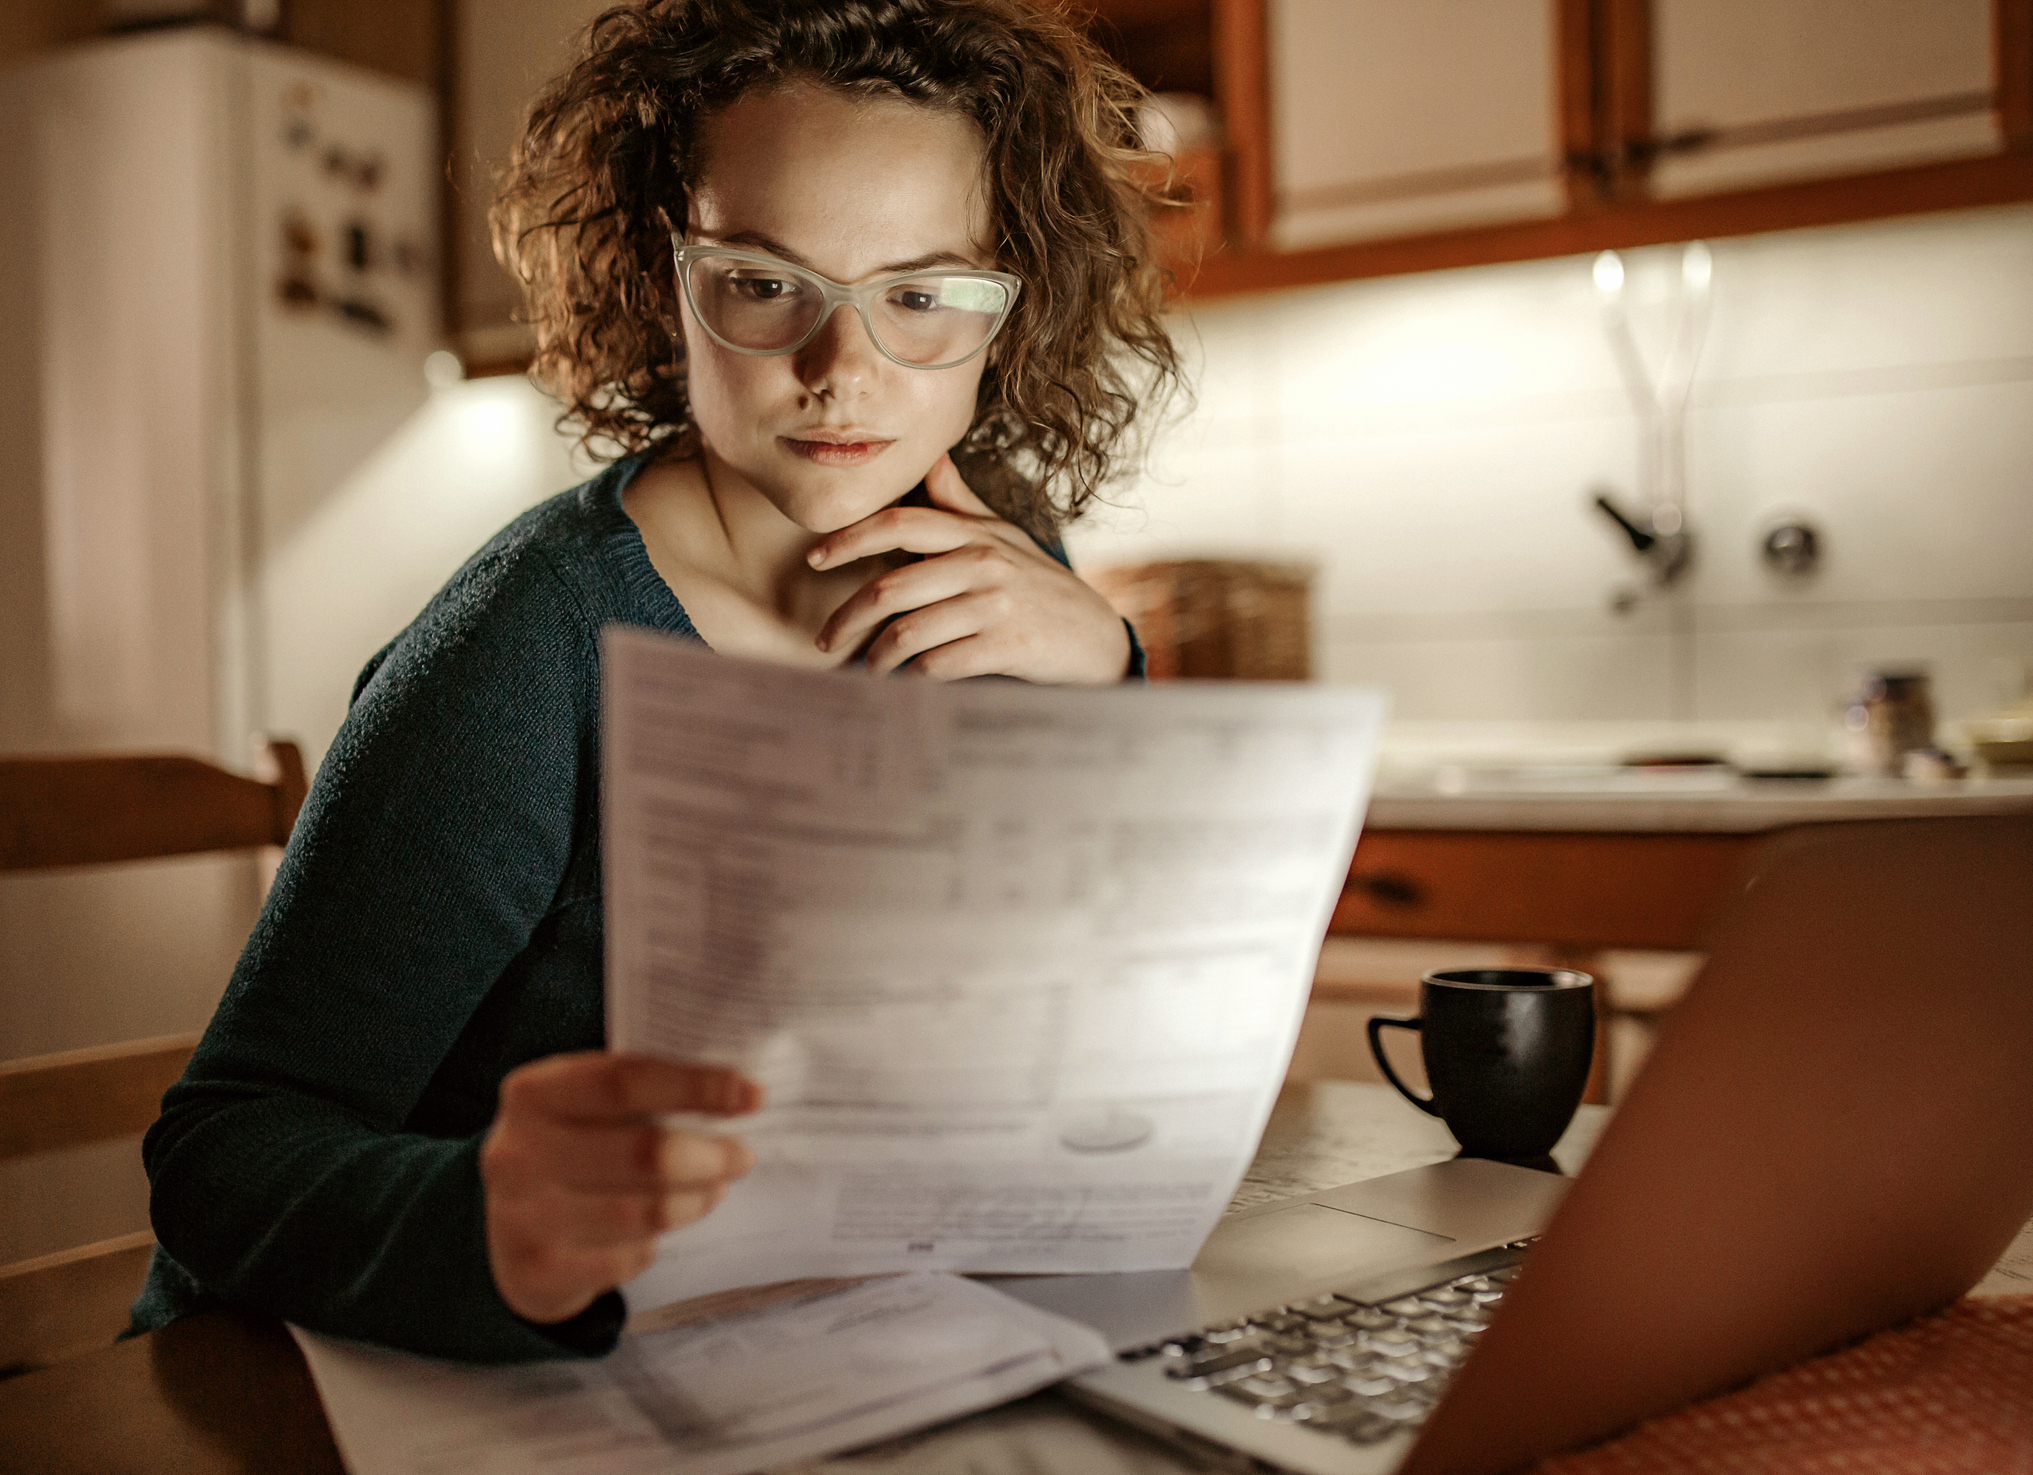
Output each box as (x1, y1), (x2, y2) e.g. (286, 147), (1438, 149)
(3, 1), (2031, 1265)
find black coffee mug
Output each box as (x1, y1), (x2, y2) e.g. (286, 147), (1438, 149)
(1367, 968), (1595, 1161)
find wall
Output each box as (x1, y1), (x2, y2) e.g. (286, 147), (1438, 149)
(1068, 203), (2033, 749)
(451, 0), (608, 365)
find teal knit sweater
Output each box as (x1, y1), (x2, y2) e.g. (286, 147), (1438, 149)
(132, 458), (1135, 1362)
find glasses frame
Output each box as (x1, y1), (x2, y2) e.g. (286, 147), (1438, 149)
(671, 240), (1022, 371)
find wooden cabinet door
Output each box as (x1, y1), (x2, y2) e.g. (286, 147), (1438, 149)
(1332, 828), (1758, 950)
(1268, 0), (1566, 249)
(1648, 0), (2002, 197)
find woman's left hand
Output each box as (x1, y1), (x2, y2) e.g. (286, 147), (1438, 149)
(809, 454), (1131, 684)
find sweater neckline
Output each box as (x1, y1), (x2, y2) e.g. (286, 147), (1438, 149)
(586, 454), (708, 647)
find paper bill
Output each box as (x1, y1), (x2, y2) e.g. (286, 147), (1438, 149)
(601, 629), (1388, 1310)
(293, 1273), (1110, 1475)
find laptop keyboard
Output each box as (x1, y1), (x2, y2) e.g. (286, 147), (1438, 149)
(1119, 1261), (1522, 1446)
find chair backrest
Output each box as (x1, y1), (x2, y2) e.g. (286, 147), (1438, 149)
(0, 741), (306, 872)
(0, 738), (307, 1374)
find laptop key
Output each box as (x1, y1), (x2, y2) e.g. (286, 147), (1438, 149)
(1341, 1373), (1398, 1397)
(1293, 1296), (1349, 1320)
(1255, 1312), (1308, 1333)
(1216, 1384), (1305, 1415)
(1309, 1326), (1359, 1349)
(1287, 1361), (1341, 1385)
(1338, 1306), (1395, 1330)
(1167, 1347), (1273, 1381)
(1233, 1374), (1299, 1400)
(1380, 1297), (1426, 1316)
(1303, 1404), (1399, 1442)
(1407, 1315), (1452, 1334)
(1370, 1393), (1430, 1422)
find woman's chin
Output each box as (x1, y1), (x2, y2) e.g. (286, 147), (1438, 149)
(771, 462), (930, 534)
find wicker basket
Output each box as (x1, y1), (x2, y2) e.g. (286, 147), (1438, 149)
(1085, 560), (1314, 681)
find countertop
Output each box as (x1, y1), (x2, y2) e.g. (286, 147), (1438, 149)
(1368, 769), (2033, 832)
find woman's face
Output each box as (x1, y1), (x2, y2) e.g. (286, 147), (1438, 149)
(682, 82), (996, 535)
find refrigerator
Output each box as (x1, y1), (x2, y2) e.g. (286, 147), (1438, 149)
(0, 25), (440, 767)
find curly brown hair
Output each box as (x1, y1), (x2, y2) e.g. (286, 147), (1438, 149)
(491, 0), (1188, 534)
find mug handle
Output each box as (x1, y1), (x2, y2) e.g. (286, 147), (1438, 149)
(1367, 1016), (1441, 1117)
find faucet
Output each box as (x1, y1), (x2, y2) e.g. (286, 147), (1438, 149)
(1590, 244), (1709, 615)
(1593, 489), (1693, 588)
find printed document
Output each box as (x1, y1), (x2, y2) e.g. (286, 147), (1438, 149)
(602, 629), (1387, 1311)
(293, 1272), (1109, 1475)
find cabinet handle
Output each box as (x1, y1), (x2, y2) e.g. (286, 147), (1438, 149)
(1353, 871), (1425, 909)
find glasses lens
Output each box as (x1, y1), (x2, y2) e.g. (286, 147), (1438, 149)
(872, 275), (1010, 366)
(685, 254), (824, 352)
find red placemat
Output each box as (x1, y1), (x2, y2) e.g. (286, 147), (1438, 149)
(1535, 1295), (2033, 1474)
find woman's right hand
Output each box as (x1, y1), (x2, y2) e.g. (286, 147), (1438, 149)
(480, 1052), (762, 1326)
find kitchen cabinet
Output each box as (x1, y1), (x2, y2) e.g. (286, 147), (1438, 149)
(1332, 828), (1750, 952)
(1647, 0), (1999, 198)
(1179, 0), (2033, 298)
(1267, 0), (1564, 250)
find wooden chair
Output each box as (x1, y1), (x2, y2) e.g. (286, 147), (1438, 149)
(0, 739), (307, 1375)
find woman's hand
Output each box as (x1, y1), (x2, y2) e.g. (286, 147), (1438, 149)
(480, 1052), (762, 1326)
(809, 454), (1131, 684)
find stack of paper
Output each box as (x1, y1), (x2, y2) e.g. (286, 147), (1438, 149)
(295, 1274), (1109, 1475)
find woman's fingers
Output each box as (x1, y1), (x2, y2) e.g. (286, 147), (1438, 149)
(806, 505), (993, 570)
(487, 1114), (755, 1194)
(922, 451), (998, 516)
(500, 1051), (763, 1122)
(863, 591), (1004, 677)
(551, 1183), (731, 1246)
(817, 548), (997, 656)
(482, 1052), (761, 1324)
(898, 633), (1005, 683)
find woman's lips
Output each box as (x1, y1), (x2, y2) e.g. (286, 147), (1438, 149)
(781, 435), (894, 467)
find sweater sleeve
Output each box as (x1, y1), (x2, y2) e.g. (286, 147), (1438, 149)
(143, 545), (624, 1362)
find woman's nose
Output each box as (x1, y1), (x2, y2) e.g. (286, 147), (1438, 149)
(795, 303), (881, 397)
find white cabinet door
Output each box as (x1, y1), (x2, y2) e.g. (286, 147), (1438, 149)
(1650, 0), (1999, 198)
(1269, 0), (1563, 250)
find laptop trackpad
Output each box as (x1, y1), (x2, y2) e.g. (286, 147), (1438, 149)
(1189, 1203), (1454, 1322)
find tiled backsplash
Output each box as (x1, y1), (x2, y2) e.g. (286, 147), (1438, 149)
(1066, 204), (2033, 745)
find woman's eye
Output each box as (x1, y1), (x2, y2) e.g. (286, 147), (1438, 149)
(889, 288), (941, 313)
(731, 275), (797, 301)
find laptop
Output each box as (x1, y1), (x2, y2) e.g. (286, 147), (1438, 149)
(989, 814), (2033, 1474)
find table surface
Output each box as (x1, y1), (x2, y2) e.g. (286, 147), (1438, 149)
(0, 1082), (1598, 1475)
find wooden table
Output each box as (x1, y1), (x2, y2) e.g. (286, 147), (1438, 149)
(0, 1083), (1605, 1475)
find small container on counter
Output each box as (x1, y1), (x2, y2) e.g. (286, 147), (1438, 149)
(1844, 668), (1936, 777)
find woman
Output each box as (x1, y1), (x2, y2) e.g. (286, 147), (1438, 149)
(136, 0), (1183, 1362)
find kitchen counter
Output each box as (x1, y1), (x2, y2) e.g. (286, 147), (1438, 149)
(1369, 769), (2033, 833)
